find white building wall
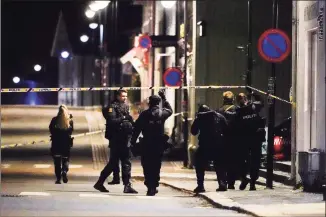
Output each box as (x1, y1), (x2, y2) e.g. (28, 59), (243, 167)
(297, 0), (326, 153)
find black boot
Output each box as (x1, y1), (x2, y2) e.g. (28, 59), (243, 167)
(239, 178), (249, 190)
(227, 180), (235, 189)
(62, 172), (68, 183)
(108, 178), (120, 185)
(123, 184), (138, 194)
(94, 182), (109, 192)
(217, 182), (227, 192)
(249, 181), (256, 191)
(55, 179), (61, 184)
(194, 185), (206, 193)
(146, 188), (156, 196)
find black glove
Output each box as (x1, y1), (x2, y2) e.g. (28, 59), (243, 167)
(158, 89), (166, 101)
(130, 140), (140, 157)
(126, 114), (133, 122)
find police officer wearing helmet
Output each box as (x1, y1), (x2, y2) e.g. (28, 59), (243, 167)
(235, 92), (266, 191)
(130, 90), (173, 196)
(94, 89), (138, 194)
(191, 104), (228, 193)
(217, 91), (238, 189)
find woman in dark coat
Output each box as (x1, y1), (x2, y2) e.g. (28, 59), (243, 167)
(49, 105), (74, 184)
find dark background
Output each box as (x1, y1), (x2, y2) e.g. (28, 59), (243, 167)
(1, 0), (142, 104)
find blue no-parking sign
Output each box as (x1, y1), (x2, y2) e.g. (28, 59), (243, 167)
(163, 68), (183, 87)
(258, 29), (291, 63)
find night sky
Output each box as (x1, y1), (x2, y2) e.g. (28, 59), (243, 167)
(1, 0), (142, 104)
(1, 0), (142, 88)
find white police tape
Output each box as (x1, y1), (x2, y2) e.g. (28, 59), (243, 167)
(0, 85), (293, 105)
(1, 85), (246, 93)
(1, 130), (105, 149)
(246, 86), (292, 105)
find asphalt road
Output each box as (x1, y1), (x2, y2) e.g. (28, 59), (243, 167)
(1, 106), (249, 217)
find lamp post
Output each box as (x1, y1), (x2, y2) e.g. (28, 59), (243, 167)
(85, 1), (111, 107)
(246, 0), (253, 96)
(13, 76), (20, 84)
(266, 0), (279, 189)
(85, 9), (96, 19)
(61, 51), (70, 59)
(34, 64), (42, 72)
(80, 35), (89, 43)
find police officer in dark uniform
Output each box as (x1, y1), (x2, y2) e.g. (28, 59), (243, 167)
(102, 107), (121, 185)
(191, 104), (228, 193)
(130, 90), (173, 196)
(94, 89), (138, 194)
(217, 91), (238, 189)
(235, 93), (266, 191)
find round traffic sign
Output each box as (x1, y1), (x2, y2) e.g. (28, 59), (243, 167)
(163, 67), (183, 87)
(258, 29), (291, 63)
(138, 35), (152, 49)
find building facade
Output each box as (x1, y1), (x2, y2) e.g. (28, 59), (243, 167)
(296, 0), (326, 153)
(51, 12), (102, 107)
(295, 0), (326, 187)
(134, 0), (294, 166)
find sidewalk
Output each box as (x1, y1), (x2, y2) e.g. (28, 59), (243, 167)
(153, 164), (325, 217)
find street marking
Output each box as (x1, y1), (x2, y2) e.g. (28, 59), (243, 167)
(69, 164), (83, 168)
(33, 164), (51, 168)
(19, 192), (51, 196)
(2, 164), (11, 168)
(79, 193), (111, 198)
(136, 196), (168, 200)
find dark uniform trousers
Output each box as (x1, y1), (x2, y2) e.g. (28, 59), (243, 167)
(225, 137), (240, 186)
(98, 140), (132, 186)
(141, 146), (163, 189)
(53, 155), (69, 180)
(239, 136), (262, 182)
(109, 149), (120, 179)
(195, 146), (227, 187)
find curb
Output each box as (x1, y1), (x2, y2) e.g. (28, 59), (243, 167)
(132, 176), (260, 217)
(160, 182), (261, 217)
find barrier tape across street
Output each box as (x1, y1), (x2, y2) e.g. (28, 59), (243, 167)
(0, 85), (246, 93)
(246, 86), (292, 105)
(1, 85), (292, 105)
(1, 130), (105, 149)
(1, 85), (292, 149)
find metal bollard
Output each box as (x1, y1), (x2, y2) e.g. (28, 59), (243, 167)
(322, 185), (326, 201)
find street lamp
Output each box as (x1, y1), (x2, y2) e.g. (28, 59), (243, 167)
(61, 51), (70, 59)
(86, 1), (110, 19)
(161, 1), (176, 9)
(80, 35), (89, 43)
(34, 64), (42, 72)
(89, 23), (98, 29)
(85, 9), (96, 18)
(13, 76), (20, 84)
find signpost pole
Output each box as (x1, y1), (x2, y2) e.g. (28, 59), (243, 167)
(183, 0), (189, 168)
(266, 0), (279, 189)
(246, 0), (253, 95)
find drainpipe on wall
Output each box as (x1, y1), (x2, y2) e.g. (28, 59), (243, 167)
(290, 0), (298, 187)
(151, 1), (156, 95)
(172, 1), (180, 148)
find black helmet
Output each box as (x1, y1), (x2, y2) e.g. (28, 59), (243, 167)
(149, 95), (161, 106)
(198, 104), (210, 113)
